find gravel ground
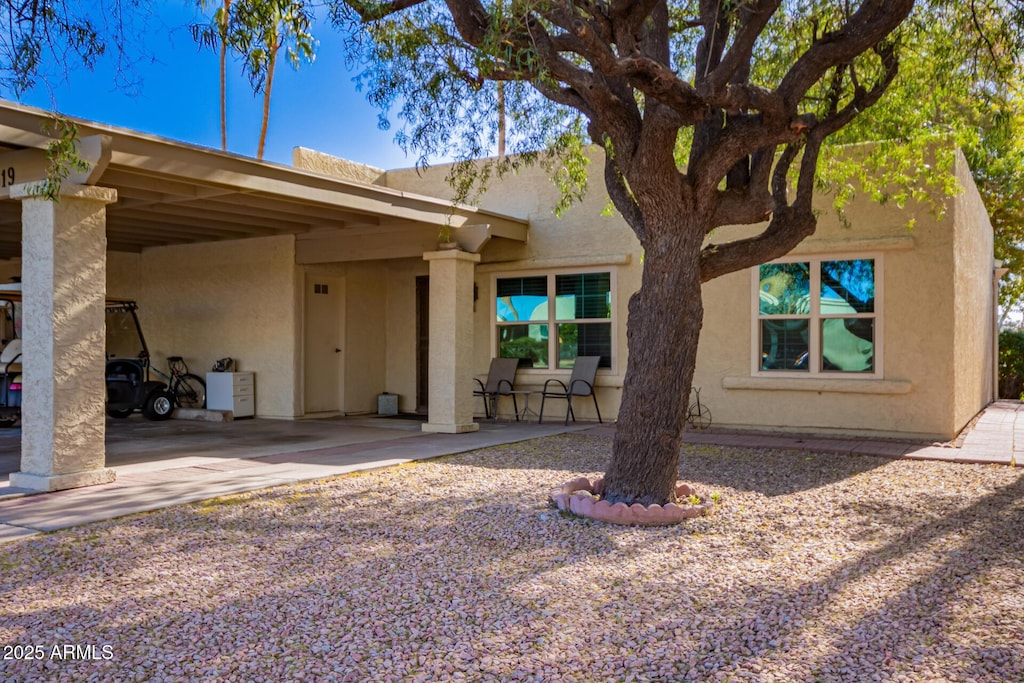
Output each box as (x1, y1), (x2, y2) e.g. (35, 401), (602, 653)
(0, 432), (1022, 683)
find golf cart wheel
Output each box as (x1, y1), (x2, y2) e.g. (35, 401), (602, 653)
(142, 389), (174, 421)
(107, 408), (133, 418)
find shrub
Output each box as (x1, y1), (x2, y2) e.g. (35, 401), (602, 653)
(998, 329), (1024, 399)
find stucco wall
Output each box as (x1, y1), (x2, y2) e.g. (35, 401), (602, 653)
(386, 146), (991, 439)
(383, 258), (427, 413)
(698, 192), (959, 439)
(106, 251), (142, 298)
(292, 147), (386, 186)
(139, 235), (301, 418)
(952, 150), (996, 430)
(327, 257), (432, 416)
(695, 149), (993, 441)
(385, 154), (641, 420)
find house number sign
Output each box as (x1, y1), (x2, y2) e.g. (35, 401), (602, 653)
(0, 134), (110, 199)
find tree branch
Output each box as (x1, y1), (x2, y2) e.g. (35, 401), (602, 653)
(713, 147), (775, 227)
(699, 36), (902, 280)
(701, 137), (815, 281)
(347, 0), (428, 22)
(602, 148), (647, 241)
(698, 204), (817, 282)
(702, 0), (782, 96)
(778, 0), (914, 109)
(809, 42), (900, 143)
(691, 111), (814, 197)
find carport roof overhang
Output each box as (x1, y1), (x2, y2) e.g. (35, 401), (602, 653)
(0, 100), (528, 262)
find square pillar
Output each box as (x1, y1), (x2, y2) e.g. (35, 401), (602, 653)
(9, 183), (117, 492)
(422, 249), (481, 434)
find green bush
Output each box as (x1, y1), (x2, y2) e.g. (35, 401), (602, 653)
(998, 330), (1024, 399)
(499, 336), (547, 368)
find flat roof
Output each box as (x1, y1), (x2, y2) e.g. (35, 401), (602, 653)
(0, 99), (527, 260)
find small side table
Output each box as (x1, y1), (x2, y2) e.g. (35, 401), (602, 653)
(508, 390), (539, 423)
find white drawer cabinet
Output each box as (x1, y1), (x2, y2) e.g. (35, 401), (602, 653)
(206, 372), (255, 417)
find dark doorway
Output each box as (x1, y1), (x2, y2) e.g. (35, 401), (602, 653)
(416, 276), (429, 411)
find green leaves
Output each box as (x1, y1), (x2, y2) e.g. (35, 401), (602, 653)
(193, 0), (317, 157)
(811, 2), (1024, 302)
(30, 115), (92, 202)
(194, 0), (316, 93)
(0, 2), (139, 98)
(334, 0), (1022, 301)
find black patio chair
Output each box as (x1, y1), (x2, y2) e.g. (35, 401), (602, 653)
(539, 355), (603, 425)
(473, 357), (520, 420)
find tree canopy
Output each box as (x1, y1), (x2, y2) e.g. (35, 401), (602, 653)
(0, 0), (155, 98)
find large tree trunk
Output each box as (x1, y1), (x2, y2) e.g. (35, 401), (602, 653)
(602, 205), (706, 506)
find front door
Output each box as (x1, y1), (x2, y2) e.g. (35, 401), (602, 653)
(304, 274), (345, 414)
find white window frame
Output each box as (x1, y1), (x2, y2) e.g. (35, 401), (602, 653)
(751, 253), (883, 379)
(491, 267), (616, 372)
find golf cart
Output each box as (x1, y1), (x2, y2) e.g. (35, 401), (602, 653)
(105, 299), (206, 420)
(104, 299), (173, 419)
(0, 288), (23, 428)
(0, 288), (204, 424)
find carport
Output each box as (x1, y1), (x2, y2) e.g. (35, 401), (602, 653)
(0, 99), (528, 493)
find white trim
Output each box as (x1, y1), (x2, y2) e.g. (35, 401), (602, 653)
(789, 235), (913, 254)
(477, 253), (632, 272)
(490, 266), (617, 373)
(751, 252), (884, 379)
(724, 376), (911, 394)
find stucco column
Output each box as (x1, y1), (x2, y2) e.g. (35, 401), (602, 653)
(422, 249), (481, 434)
(9, 183), (117, 492)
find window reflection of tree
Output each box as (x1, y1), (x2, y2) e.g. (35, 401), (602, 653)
(760, 259), (875, 372)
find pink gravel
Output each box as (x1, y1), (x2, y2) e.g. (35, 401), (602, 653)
(0, 432), (1021, 682)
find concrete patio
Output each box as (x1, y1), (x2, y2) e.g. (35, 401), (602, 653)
(0, 414), (592, 543)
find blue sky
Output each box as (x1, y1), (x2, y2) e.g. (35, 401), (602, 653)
(18, 3), (415, 170)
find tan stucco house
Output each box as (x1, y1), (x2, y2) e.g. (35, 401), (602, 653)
(0, 99), (1000, 492)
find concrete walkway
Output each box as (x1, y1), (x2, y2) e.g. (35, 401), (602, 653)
(0, 416), (592, 544)
(680, 399), (1024, 466)
(0, 401), (1020, 544)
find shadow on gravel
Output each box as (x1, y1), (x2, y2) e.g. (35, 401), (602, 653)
(662, 471), (1024, 681)
(1, 431), (1020, 682)
(678, 443), (891, 496)
(442, 430), (892, 497)
(0, 473), (626, 682)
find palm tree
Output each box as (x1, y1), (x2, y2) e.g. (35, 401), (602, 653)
(191, 0), (233, 151)
(192, 0), (314, 159)
(233, 0), (315, 159)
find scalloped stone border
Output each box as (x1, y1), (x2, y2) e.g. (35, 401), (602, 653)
(550, 477), (716, 526)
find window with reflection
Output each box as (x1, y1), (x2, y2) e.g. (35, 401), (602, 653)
(496, 271), (612, 369)
(757, 257), (877, 375)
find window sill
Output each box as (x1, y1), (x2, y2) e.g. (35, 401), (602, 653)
(723, 376), (912, 395)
